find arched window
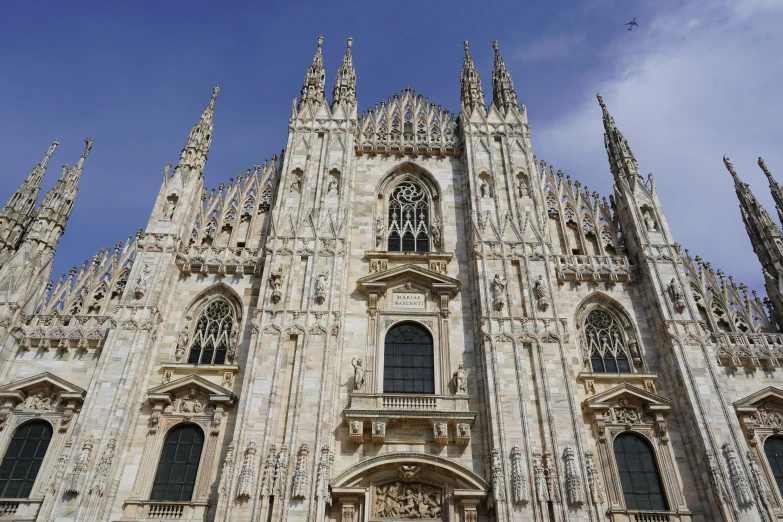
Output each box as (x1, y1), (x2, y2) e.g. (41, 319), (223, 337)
(0, 421), (53, 498)
(765, 436), (783, 498)
(150, 424), (205, 502)
(188, 299), (234, 365)
(384, 322), (434, 394)
(614, 433), (668, 511)
(585, 309), (632, 373)
(387, 181), (430, 253)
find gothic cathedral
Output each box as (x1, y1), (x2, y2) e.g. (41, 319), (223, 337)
(0, 36), (782, 522)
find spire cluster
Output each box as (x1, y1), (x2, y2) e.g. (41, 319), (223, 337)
(300, 35), (327, 107)
(490, 39), (519, 114)
(460, 41), (485, 113)
(332, 37), (356, 109)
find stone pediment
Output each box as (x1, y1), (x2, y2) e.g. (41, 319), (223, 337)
(583, 383), (672, 442)
(734, 387), (783, 443)
(734, 386), (783, 412)
(583, 382), (671, 413)
(147, 374), (235, 408)
(0, 372), (86, 405)
(358, 263), (460, 298)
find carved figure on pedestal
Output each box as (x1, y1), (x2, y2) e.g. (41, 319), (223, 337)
(175, 325), (189, 361)
(375, 218), (384, 248)
(491, 274), (506, 310)
(133, 264), (151, 300)
(480, 180), (489, 198)
(327, 176), (339, 194)
(454, 363), (467, 394)
(351, 358), (365, 390)
(290, 174), (302, 193)
(165, 198), (177, 220)
(431, 215), (442, 248)
(314, 271), (328, 304)
(534, 275), (551, 311)
(227, 328), (239, 363)
(518, 178), (529, 198)
(643, 210), (657, 231)
(667, 277), (686, 313)
(269, 268), (283, 304)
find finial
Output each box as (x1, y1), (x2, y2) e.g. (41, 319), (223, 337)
(346, 36), (352, 49)
(212, 85), (220, 100)
(492, 39), (499, 52)
(464, 40), (470, 52)
(759, 157), (772, 178)
(723, 155), (738, 178)
(82, 137), (94, 158)
(317, 35), (324, 49)
(47, 140), (59, 158)
(596, 93), (606, 109)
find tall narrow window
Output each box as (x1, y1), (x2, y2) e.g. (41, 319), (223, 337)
(384, 322), (435, 394)
(387, 181), (430, 253)
(614, 433), (668, 511)
(0, 421), (53, 498)
(765, 436), (783, 498)
(150, 424), (204, 502)
(585, 309), (633, 373)
(188, 299), (234, 365)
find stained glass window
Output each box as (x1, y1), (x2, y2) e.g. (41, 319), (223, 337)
(585, 309), (632, 373)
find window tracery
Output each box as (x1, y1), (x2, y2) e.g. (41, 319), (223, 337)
(187, 299), (235, 365)
(585, 309), (632, 373)
(387, 181), (431, 253)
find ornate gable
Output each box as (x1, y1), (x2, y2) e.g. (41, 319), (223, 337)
(734, 387), (783, 445)
(358, 263), (460, 297)
(146, 374), (235, 435)
(583, 383), (672, 443)
(0, 373), (86, 432)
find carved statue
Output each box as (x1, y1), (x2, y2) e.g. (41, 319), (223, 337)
(457, 424), (470, 438)
(534, 275), (551, 311)
(175, 325), (189, 361)
(351, 358), (365, 390)
(667, 277), (686, 313)
(434, 423), (446, 437)
(29, 385), (58, 410)
(269, 268), (283, 304)
(373, 481), (442, 519)
(431, 215), (442, 248)
(350, 420), (362, 435)
(627, 335), (642, 365)
(314, 271), (328, 304)
(327, 176), (339, 194)
(454, 363), (467, 394)
(133, 264), (151, 300)
(491, 274), (506, 310)
(643, 210), (657, 232)
(518, 178), (529, 198)
(290, 175), (301, 193)
(165, 199), (177, 220)
(375, 218), (384, 247)
(227, 328), (239, 362)
(480, 180), (489, 198)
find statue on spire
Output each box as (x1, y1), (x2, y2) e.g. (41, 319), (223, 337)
(460, 40), (485, 113)
(179, 86), (219, 175)
(300, 35), (326, 107)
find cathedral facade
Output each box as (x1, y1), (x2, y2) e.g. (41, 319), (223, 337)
(1, 36), (783, 522)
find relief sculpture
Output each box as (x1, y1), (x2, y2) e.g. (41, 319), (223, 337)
(374, 481), (442, 519)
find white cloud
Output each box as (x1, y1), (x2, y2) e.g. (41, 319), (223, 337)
(532, 0), (783, 292)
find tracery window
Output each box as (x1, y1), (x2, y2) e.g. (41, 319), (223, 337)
(585, 309), (632, 373)
(384, 322), (435, 394)
(0, 421), (53, 498)
(150, 424), (204, 502)
(387, 181), (430, 253)
(188, 299), (234, 365)
(765, 436), (783, 498)
(614, 433), (668, 511)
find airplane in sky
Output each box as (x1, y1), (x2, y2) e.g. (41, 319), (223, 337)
(625, 17), (639, 31)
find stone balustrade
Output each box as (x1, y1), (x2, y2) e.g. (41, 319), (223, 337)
(552, 254), (634, 283)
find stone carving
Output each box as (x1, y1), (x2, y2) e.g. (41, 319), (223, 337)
(260, 444), (276, 496)
(28, 385), (59, 410)
(510, 445), (529, 503)
(149, 410), (162, 430)
(490, 448), (506, 505)
(315, 446), (334, 503)
(351, 358), (365, 391)
(291, 443), (309, 499)
(327, 175), (339, 194)
(627, 336), (642, 366)
(584, 451), (604, 505)
(433, 422), (447, 444)
(166, 387), (210, 414)
(456, 423), (470, 439)
(667, 277), (686, 313)
(48, 439), (73, 493)
(133, 264), (151, 300)
(342, 504), (355, 522)
(236, 441), (257, 499)
(227, 327), (239, 363)
(165, 198), (177, 220)
(290, 173), (302, 193)
(222, 372), (233, 388)
(748, 450), (774, 506)
(534, 275), (551, 311)
(0, 409), (10, 431)
(375, 218), (384, 248)
(453, 363), (467, 394)
(350, 420), (363, 437)
(431, 215), (442, 248)
(707, 449), (732, 504)
(274, 445), (289, 497)
(399, 465), (420, 480)
(722, 442), (754, 506)
(60, 408), (74, 431)
(563, 447), (585, 505)
(373, 481), (442, 518)
(372, 421), (385, 437)
(543, 450), (560, 503)
(643, 210), (657, 232)
(65, 436), (95, 494)
(89, 438), (116, 497)
(749, 401), (783, 428)
(491, 274), (506, 311)
(533, 451), (549, 502)
(314, 271), (328, 304)
(217, 441), (235, 498)
(269, 268), (283, 304)
(480, 180), (489, 198)
(518, 177), (529, 198)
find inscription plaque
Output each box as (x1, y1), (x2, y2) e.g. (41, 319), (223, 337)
(392, 292), (426, 310)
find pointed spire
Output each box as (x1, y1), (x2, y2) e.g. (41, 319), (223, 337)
(491, 39), (519, 114)
(179, 86), (219, 174)
(723, 155), (779, 232)
(300, 35), (326, 107)
(0, 139), (59, 218)
(759, 157), (783, 226)
(460, 40), (485, 114)
(597, 93), (641, 184)
(38, 138), (93, 227)
(332, 37), (356, 109)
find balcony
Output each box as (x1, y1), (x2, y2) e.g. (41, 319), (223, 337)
(0, 498), (42, 521)
(552, 254), (634, 283)
(121, 500), (209, 521)
(344, 393), (476, 445)
(608, 511), (691, 522)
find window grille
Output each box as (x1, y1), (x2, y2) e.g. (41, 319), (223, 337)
(585, 309), (632, 373)
(150, 424), (204, 502)
(0, 421), (52, 498)
(387, 181), (430, 253)
(614, 433), (668, 511)
(187, 299), (234, 365)
(384, 322), (435, 394)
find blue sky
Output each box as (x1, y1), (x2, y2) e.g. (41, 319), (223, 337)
(1, 0), (782, 293)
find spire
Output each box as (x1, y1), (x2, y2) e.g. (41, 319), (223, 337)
(300, 35), (326, 107)
(598, 93), (642, 184)
(332, 37), (356, 109)
(179, 86), (218, 174)
(759, 157), (783, 225)
(460, 40), (485, 113)
(491, 39), (519, 114)
(38, 138), (93, 219)
(724, 155), (781, 237)
(0, 140), (58, 218)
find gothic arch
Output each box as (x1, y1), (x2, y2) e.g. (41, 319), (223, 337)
(184, 283), (243, 324)
(575, 292), (645, 371)
(330, 452), (489, 491)
(575, 292), (635, 331)
(375, 161), (442, 200)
